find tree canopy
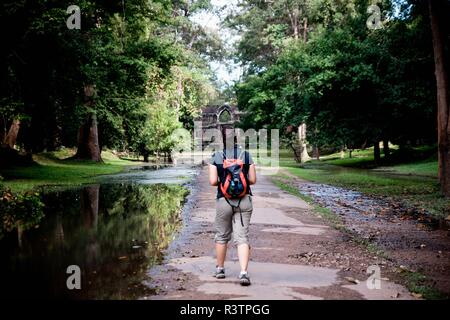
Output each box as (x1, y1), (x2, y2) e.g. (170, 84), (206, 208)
(231, 0), (439, 152)
(0, 0), (221, 160)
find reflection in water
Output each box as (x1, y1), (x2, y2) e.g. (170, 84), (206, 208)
(0, 183), (188, 299)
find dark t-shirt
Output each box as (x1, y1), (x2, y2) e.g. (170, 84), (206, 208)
(210, 146), (254, 199)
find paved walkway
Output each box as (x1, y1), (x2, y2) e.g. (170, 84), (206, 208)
(148, 166), (416, 300)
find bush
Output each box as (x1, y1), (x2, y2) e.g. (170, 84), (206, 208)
(0, 185), (44, 239)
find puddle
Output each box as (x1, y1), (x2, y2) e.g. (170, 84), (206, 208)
(297, 182), (448, 231)
(0, 165), (199, 299)
(99, 164), (199, 185)
(298, 183), (383, 223)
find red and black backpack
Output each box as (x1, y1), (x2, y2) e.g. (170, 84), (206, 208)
(219, 150), (248, 199)
(219, 149), (249, 226)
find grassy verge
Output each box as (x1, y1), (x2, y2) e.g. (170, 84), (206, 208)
(375, 159), (438, 177)
(277, 147), (448, 220)
(0, 149), (142, 192)
(401, 270), (447, 300)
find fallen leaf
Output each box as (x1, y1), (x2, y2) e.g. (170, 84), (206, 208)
(344, 277), (360, 284)
(398, 265), (409, 272)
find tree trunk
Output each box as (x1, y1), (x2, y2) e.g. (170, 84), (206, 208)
(74, 85), (102, 162)
(4, 119), (20, 148)
(286, 5), (300, 40)
(74, 113), (102, 162)
(340, 146), (345, 159)
(1, 117), (5, 143)
(298, 123), (310, 163)
(174, 67), (183, 121)
(374, 141), (381, 164)
(290, 142), (301, 163)
(429, 0), (450, 197)
(17, 224), (23, 249)
(80, 185), (100, 267)
(54, 214), (65, 248)
(81, 185), (99, 230)
(383, 140), (390, 161)
(303, 17), (308, 43)
(313, 145), (320, 160)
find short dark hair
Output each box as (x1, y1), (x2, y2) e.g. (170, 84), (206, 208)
(220, 125), (237, 149)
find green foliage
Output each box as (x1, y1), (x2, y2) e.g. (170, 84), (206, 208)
(233, 0), (436, 159)
(1, 0), (218, 156)
(136, 102), (182, 159)
(96, 183), (188, 260)
(0, 186), (45, 239)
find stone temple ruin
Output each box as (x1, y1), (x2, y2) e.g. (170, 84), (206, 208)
(199, 104), (241, 131)
(196, 104), (242, 149)
(175, 104), (243, 164)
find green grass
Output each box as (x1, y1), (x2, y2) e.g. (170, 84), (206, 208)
(320, 148), (378, 167)
(376, 159), (438, 177)
(0, 149), (141, 192)
(277, 147), (449, 219)
(402, 270), (447, 300)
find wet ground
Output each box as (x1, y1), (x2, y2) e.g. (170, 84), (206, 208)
(146, 167), (419, 300)
(0, 165), (198, 299)
(3, 163), (448, 299)
(295, 180), (450, 296)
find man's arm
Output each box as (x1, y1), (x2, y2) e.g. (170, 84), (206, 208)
(247, 164), (257, 185)
(209, 164), (219, 186)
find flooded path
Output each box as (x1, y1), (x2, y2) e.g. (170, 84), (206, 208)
(147, 167), (418, 300)
(3, 163), (448, 299)
(0, 165), (199, 299)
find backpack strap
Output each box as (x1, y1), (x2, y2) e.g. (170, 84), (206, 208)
(238, 149), (246, 161)
(224, 197), (244, 227)
(223, 147), (246, 161)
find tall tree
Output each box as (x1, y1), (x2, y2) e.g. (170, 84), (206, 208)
(74, 85), (102, 162)
(429, 0), (450, 197)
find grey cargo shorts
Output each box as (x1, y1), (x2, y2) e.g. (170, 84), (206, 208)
(214, 195), (253, 245)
